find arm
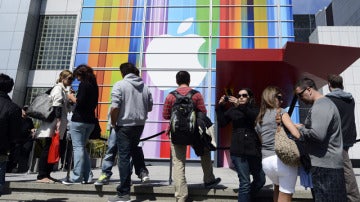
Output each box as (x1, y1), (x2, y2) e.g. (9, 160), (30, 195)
(147, 89), (153, 112)
(9, 106), (23, 143)
(110, 107), (120, 127)
(298, 103), (334, 142)
(215, 104), (231, 128)
(193, 92), (207, 113)
(162, 94), (174, 120)
(281, 112), (301, 139)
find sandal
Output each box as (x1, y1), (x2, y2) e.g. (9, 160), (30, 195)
(36, 178), (55, 183)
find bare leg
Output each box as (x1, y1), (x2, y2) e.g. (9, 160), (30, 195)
(278, 191), (292, 202)
(273, 185), (279, 202)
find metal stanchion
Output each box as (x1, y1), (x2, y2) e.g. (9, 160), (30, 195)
(61, 138), (70, 172)
(169, 150), (173, 185)
(27, 139), (36, 174)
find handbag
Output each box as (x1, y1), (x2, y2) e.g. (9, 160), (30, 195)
(48, 130), (60, 164)
(89, 107), (101, 140)
(89, 118), (101, 140)
(27, 87), (55, 122)
(274, 109), (301, 167)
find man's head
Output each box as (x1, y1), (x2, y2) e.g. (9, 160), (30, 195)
(328, 74), (344, 91)
(120, 62), (138, 78)
(294, 77), (318, 105)
(0, 73), (14, 94)
(176, 71), (190, 86)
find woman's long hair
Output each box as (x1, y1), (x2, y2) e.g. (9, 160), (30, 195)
(73, 64), (97, 85)
(255, 86), (282, 125)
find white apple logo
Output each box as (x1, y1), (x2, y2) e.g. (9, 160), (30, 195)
(145, 17), (207, 90)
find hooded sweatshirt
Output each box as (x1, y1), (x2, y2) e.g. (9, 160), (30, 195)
(326, 88), (357, 149)
(111, 73), (153, 126)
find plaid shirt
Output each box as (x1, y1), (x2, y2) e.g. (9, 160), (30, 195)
(162, 86), (207, 121)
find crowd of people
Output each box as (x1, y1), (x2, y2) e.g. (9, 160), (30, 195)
(1, 66), (359, 202)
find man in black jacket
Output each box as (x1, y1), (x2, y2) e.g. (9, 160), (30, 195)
(0, 73), (22, 195)
(326, 74), (360, 202)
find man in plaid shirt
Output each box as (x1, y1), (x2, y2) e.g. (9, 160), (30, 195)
(162, 71), (221, 202)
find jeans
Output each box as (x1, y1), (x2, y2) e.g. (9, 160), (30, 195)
(102, 129), (148, 178)
(101, 129), (117, 178)
(116, 125), (145, 196)
(231, 155), (266, 202)
(69, 121), (94, 182)
(343, 149), (360, 202)
(0, 160), (7, 195)
(311, 166), (346, 202)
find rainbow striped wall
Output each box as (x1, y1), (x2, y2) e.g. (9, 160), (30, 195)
(75, 0), (294, 165)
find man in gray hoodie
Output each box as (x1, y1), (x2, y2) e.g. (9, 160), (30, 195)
(108, 63), (153, 202)
(326, 74), (360, 202)
(294, 77), (346, 201)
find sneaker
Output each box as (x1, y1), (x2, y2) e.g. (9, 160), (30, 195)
(108, 194), (131, 202)
(62, 179), (81, 185)
(204, 177), (221, 189)
(139, 171), (150, 183)
(83, 172), (94, 184)
(94, 173), (110, 185)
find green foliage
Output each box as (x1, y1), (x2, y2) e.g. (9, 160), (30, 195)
(87, 139), (106, 158)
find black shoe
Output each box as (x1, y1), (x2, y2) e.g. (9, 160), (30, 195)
(139, 171), (150, 183)
(204, 177), (221, 189)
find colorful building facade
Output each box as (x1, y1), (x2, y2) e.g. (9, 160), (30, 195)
(75, 0), (294, 162)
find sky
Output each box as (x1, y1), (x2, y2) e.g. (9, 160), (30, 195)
(292, 0), (332, 14)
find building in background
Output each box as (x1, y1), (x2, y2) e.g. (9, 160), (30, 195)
(12, 0), (360, 165)
(311, 0), (360, 161)
(293, 14), (316, 42)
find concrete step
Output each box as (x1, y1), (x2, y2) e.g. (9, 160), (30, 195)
(2, 162), (316, 201)
(2, 180), (313, 202)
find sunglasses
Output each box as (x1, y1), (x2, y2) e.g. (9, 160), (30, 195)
(296, 87), (308, 98)
(65, 77), (74, 81)
(237, 94), (249, 98)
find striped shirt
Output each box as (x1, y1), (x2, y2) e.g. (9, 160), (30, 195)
(162, 86), (207, 120)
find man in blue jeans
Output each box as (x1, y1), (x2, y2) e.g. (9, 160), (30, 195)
(94, 128), (149, 185)
(108, 63), (153, 202)
(0, 74), (22, 196)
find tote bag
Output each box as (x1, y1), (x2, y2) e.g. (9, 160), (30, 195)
(274, 109), (301, 167)
(48, 130), (60, 164)
(27, 88), (55, 122)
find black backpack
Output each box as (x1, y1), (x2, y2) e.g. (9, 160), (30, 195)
(170, 89), (198, 145)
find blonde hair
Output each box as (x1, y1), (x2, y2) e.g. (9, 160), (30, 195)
(57, 70), (73, 84)
(255, 86), (282, 125)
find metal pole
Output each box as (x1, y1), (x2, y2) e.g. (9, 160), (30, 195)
(27, 139), (36, 174)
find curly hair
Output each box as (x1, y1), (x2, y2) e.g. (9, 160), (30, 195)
(73, 64), (97, 84)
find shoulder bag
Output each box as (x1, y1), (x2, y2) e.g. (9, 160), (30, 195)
(27, 87), (55, 122)
(274, 108), (301, 167)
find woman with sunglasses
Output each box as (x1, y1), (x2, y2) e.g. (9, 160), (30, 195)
(255, 86), (301, 202)
(216, 88), (265, 202)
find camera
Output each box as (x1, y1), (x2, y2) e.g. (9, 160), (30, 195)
(224, 96), (229, 102)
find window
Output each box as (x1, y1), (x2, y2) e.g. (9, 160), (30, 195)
(31, 15), (76, 70)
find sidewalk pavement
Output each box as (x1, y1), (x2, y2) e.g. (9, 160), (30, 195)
(3, 161), (359, 201)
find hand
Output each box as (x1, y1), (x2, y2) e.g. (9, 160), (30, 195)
(218, 95), (227, 105)
(275, 113), (282, 124)
(228, 96), (239, 107)
(31, 129), (36, 138)
(294, 123), (303, 129)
